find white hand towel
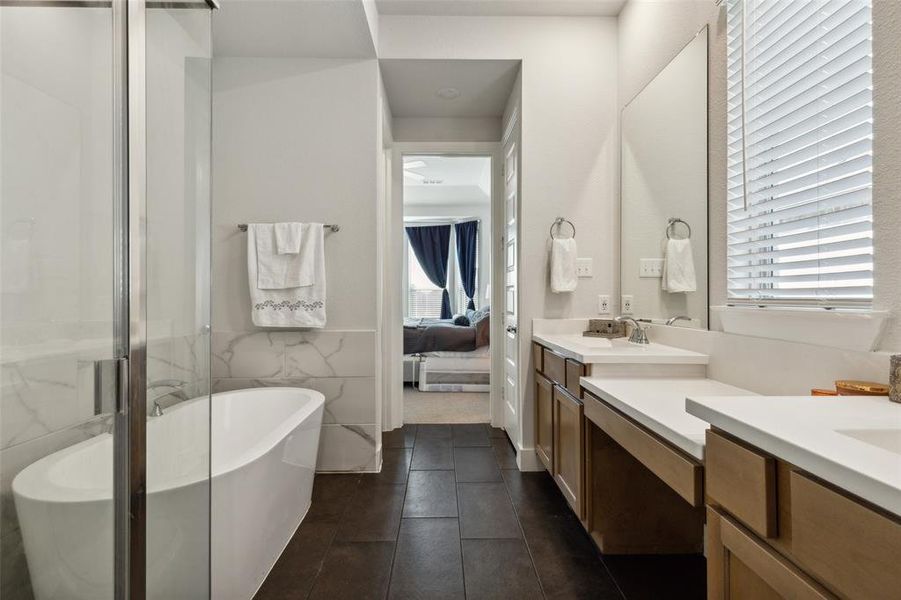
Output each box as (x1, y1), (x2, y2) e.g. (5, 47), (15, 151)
(248, 223), (326, 328)
(662, 238), (697, 293)
(550, 238), (578, 293)
(252, 223), (315, 289)
(274, 222), (303, 254)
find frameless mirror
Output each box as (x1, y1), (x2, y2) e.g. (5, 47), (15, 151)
(621, 27), (708, 328)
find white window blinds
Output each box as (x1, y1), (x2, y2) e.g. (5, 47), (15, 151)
(726, 0), (873, 305)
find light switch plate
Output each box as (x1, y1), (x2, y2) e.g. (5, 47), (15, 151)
(621, 295), (634, 315)
(640, 258), (664, 278)
(576, 258), (593, 278)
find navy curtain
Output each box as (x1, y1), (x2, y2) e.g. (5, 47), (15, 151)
(454, 221), (478, 310)
(406, 224), (452, 319)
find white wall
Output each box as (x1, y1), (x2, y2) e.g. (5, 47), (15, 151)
(212, 57), (382, 471)
(617, 0), (901, 353)
(380, 15), (620, 454)
(392, 117), (502, 142)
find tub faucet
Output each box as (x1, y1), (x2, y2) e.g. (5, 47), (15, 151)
(148, 380), (188, 417)
(665, 315), (692, 326)
(615, 316), (649, 345)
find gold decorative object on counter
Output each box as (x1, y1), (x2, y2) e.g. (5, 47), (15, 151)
(834, 380), (890, 396)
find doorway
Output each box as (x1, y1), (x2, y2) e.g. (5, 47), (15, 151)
(401, 155), (493, 424)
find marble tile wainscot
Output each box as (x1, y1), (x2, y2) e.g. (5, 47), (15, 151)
(211, 329), (378, 472)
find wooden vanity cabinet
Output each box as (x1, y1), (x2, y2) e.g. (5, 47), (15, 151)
(535, 372), (554, 471)
(553, 385), (585, 518)
(706, 429), (901, 600)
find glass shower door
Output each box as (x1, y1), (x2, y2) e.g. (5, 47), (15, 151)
(1, 2), (119, 599)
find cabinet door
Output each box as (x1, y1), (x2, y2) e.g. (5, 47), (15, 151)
(707, 508), (834, 600)
(535, 373), (554, 472)
(553, 385), (584, 519)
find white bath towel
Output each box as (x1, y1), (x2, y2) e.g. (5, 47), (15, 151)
(248, 223), (326, 328)
(252, 223), (314, 289)
(274, 222), (303, 254)
(662, 238), (697, 293)
(550, 238), (578, 293)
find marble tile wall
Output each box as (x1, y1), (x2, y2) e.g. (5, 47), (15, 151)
(211, 329), (379, 472)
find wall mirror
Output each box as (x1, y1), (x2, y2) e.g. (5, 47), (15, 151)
(621, 27), (708, 328)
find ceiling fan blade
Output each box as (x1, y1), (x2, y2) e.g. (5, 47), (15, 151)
(403, 160), (427, 169)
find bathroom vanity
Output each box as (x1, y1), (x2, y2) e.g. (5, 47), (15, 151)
(688, 396), (901, 600)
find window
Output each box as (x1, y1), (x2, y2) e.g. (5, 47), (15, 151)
(406, 239), (444, 318)
(726, 0), (873, 306)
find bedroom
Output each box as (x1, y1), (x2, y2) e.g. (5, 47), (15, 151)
(402, 155), (493, 423)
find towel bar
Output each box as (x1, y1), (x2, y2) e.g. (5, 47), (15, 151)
(666, 218), (691, 240)
(549, 217), (576, 239)
(237, 223), (340, 232)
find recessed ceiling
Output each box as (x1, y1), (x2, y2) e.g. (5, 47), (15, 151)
(404, 155), (492, 205)
(376, 0), (626, 17)
(380, 59), (520, 118)
(213, 0), (376, 58)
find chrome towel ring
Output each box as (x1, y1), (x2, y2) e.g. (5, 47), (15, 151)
(666, 218), (691, 240)
(550, 217), (576, 240)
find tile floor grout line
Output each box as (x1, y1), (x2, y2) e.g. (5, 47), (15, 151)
(304, 473), (362, 600)
(382, 442), (414, 600)
(453, 427), (468, 600)
(498, 450), (549, 600)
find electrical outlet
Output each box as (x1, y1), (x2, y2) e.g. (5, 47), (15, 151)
(597, 294), (611, 315)
(621, 294), (634, 315)
(639, 258), (664, 278)
(576, 258), (593, 278)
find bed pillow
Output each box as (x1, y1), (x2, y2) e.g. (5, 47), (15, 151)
(453, 314), (471, 326)
(471, 311), (490, 348)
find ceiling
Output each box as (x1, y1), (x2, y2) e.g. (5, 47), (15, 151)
(404, 155), (492, 205)
(380, 59), (520, 118)
(376, 0), (626, 17)
(213, 0), (377, 58)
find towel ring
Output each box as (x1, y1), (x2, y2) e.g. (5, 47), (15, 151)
(550, 217), (576, 240)
(666, 218), (691, 240)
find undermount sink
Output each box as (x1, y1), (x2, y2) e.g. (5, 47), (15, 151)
(836, 428), (901, 456)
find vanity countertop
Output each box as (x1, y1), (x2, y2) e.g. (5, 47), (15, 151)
(581, 377), (755, 460)
(532, 333), (709, 365)
(687, 395), (901, 518)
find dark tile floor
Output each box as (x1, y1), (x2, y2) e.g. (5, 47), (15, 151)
(255, 424), (706, 600)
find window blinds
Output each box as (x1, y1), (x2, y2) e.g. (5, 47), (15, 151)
(726, 0), (873, 305)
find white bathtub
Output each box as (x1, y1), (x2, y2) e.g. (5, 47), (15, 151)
(12, 387), (324, 600)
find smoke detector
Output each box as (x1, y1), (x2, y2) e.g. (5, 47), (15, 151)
(435, 87), (461, 100)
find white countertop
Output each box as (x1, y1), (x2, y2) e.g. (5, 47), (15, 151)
(581, 377), (756, 460)
(687, 395), (901, 518)
(533, 333), (709, 365)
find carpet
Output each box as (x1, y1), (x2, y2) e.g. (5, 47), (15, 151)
(403, 387), (490, 424)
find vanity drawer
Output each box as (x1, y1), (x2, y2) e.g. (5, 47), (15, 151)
(565, 358), (586, 398)
(532, 342), (544, 374)
(543, 348), (567, 386)
(706, 430), (777, 539)
(790, 471), (901, 600)
(584, 392), (703, 507)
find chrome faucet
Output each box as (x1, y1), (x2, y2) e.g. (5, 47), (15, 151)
(615, 316), (649, 345)
(147, 379), (188, 417)
(665, 315), (692, 326)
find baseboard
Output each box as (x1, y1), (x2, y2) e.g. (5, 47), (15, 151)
(516, 445), (544, 472)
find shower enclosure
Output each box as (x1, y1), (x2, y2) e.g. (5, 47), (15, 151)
(1, 1), (214, 597)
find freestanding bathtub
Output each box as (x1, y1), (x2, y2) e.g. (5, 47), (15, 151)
(12, 387), (324, 600)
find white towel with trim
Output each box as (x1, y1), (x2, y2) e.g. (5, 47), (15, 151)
(274, 222), (303, 254)
(550, 238), (578, 293)
(248, 223), (326, 327)
(662, 238), (697, 293)
(253, 223), (314, 289)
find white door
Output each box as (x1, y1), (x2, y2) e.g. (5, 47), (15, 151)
(502, 130), (519, 442)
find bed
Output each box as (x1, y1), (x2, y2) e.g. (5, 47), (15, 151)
(404, 308), (490, 392)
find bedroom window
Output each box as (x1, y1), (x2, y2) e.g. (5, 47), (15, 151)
(726, 0), (874, 306)
(406, 239), (445, 319)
